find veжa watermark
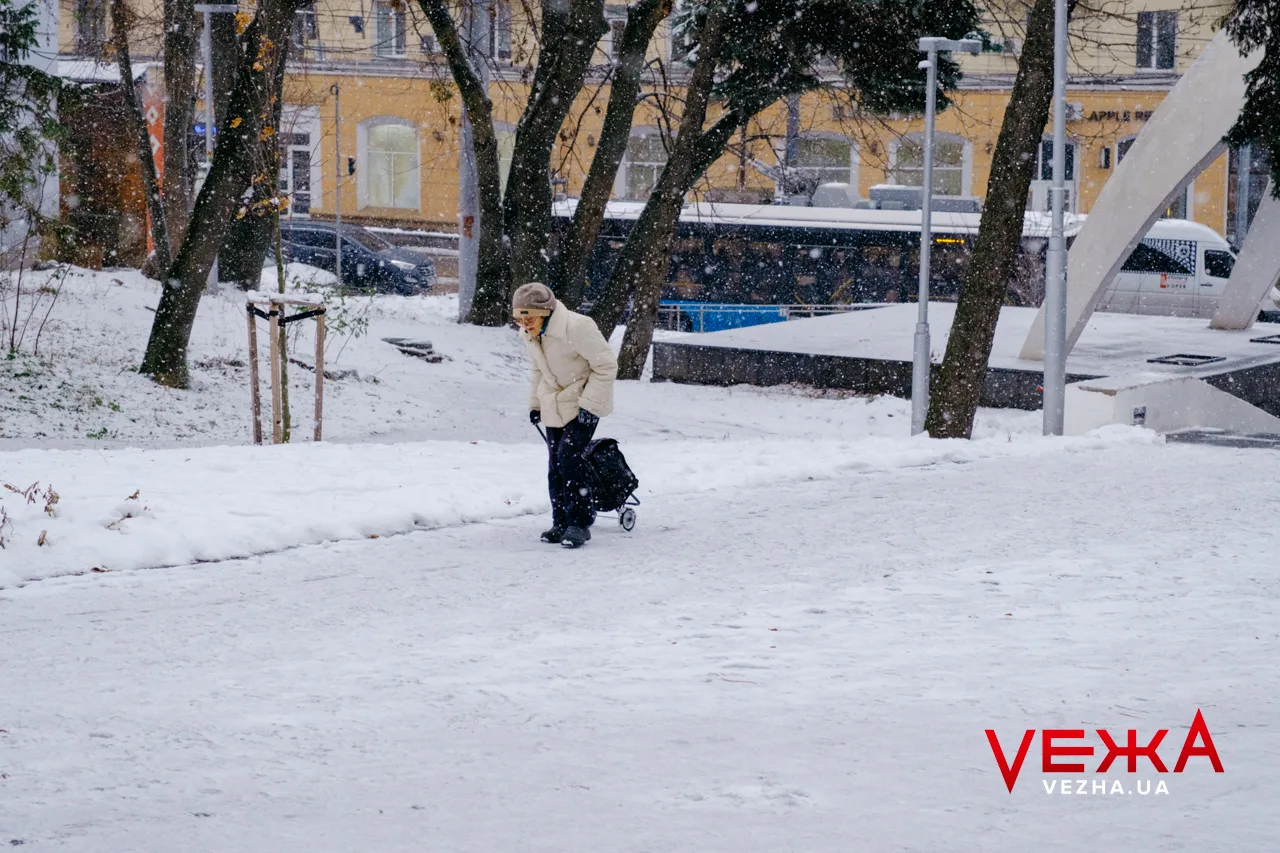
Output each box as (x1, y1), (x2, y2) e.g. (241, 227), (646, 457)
(985, 709), (1223, 793)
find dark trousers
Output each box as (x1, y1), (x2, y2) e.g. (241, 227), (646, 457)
(546, 419), (598, 529)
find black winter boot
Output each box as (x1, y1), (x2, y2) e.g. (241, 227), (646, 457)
(541, 526), (566, 544)
(561, 526), (590, 548)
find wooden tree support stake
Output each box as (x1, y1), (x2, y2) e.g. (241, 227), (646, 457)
(314, 311), (326, 442)
(268, 307), (282, 443)
(246, 293), (328, 446)
(247, 304), (263, 445)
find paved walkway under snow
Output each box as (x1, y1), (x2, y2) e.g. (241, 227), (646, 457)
(2, 442), (1277, 851)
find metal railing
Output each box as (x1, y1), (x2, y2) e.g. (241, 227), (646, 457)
(657, 301), (883, 333)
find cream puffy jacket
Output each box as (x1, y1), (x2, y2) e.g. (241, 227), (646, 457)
(525, 301), (618, 428)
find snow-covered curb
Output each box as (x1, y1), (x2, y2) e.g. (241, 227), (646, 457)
(0, 426), (1159, 586)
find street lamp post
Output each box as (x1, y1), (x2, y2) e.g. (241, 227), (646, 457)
(912, 36), (981, 436)
(1042, 0), (1069, 435)
(331, 84), (342, 286)
(194, 4), (237, 290)
(457, 0), (491, 322)
(194, 4), (238, 163)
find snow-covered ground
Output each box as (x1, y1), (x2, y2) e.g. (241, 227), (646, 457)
(0, 264), (1035, 449)
(3, 442), (1277, 851)
(0, 425), (1158, 587)
(1, 265), (1277, 850)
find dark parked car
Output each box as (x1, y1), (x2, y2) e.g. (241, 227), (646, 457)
(275, 222), (436, 295)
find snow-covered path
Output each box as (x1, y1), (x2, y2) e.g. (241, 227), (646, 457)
(2, 442), (1278, 851)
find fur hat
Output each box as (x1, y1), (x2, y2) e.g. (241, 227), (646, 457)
(511, 282), (556, 316)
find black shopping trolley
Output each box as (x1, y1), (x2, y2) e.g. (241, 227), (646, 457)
(537, 426), (641, 531)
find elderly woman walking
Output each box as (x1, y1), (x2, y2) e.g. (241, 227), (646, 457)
(512, 282), (618, 549)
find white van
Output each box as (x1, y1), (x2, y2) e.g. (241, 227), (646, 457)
(1095, 219), (1279, 319)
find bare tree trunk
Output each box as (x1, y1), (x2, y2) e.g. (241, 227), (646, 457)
(212, 8), (259, 287)
(589, 109), (745, 342)
(417, 0), (510, 326)
(218, 48), (290, 289)
(140, 0), (302, 387)
(550, 0), (665, 308)
(600, 9), (727, 380)
(502, 0), (608, 288)
(109, 0), (171, 274)
(924, 0), (1077, 438)
(162, 0), (199, 251)
(210, 12), (239, 129)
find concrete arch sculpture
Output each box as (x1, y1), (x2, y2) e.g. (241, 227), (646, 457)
(1210, 179), (1280, 330)
(1020, 29), (1262, 360)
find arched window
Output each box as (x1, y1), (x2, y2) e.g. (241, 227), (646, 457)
(793, 135), (857, 190)
(358, 117), (420, 210)
(619, 129), (669, 201)
(890, 132), (971, 196)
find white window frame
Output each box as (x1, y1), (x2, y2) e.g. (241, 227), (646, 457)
(75, 0), (107, 54)
(603, 7), (628, 60)
(488, 1), (512, 61)
(1136, 10), (1177, 72)
(888, 132), (973, 196)
(374, 2), (407, 58)
(279, 105), (322, 219)
(1029, 135), (1080, 213)
(356, 116), (421, 211)
(790, 132), (860, 192)
(616, 127), (669, 201)
(291, 7), (319, 49)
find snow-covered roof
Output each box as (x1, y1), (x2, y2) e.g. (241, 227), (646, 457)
(551, 200), (1237, 246)
(57, 59), (155, 84)
(552, 198), (1090, 239)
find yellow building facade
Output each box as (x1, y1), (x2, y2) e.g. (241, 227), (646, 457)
(60, 0), (1239, 236)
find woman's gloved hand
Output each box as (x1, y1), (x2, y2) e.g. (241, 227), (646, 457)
(576, 408), (599, 427)
(530, 410), (541, 425)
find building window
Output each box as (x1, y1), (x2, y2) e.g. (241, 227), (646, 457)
(363, 121), (419, 209)
(1164, 184), (1191, 219)
(622, 133), (668, 200)
(75, 0), (107, 55)
(292, 6), (319, 49)
(419, 33), (437, 54)
(375, 3), (407, 58)
(1227, 145), (1272, 246)
(794, 137), (855, 191)
(1137, 10), (1176, 71)
(1036, 138), (1075, 182)
(489, 1), (512, 61)
(891, 133), (969, 196)
(604, 15), (627, 59)
(1028, 138), (1078, 212)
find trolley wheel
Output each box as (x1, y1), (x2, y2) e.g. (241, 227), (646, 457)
(619, 508), (637, 532)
